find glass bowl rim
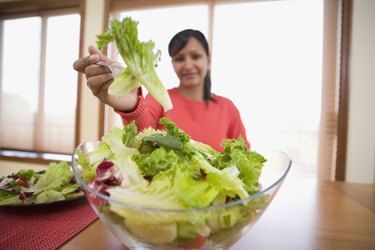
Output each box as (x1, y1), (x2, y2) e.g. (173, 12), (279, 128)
(71, 140), (292, 213)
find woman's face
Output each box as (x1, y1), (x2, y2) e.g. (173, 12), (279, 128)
(171, 37), (210, 89)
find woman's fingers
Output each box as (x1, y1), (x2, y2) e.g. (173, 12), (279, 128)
(88, 45), (100, 55)
(73, 55), (92, 73)
(84, 63), (112, 78)
(86, 73), (113, 96)
(73, 45), (112, 73)
(73, 45), (133, 110)
(88, 45), (115, 63)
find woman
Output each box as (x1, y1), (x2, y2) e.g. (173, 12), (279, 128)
(73, 29), (250, 151)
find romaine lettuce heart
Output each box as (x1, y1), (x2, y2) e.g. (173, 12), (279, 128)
(96, 17), (173, 112)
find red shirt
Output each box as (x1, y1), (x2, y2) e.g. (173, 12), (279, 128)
(116, 88), (250, 151)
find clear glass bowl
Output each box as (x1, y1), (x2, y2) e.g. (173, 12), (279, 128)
(72, 141), (292, 250)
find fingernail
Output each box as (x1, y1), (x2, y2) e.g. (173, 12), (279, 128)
(89, 54), (99, 62)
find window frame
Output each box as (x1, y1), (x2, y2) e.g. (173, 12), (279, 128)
(335, 0), (351, 181)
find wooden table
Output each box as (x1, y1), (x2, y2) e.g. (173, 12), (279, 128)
(60, 177), (375, 250)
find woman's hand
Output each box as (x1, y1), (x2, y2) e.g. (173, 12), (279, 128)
(73, 45), (138, 111)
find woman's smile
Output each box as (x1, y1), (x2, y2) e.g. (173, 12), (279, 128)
(181, 71), (198, 78)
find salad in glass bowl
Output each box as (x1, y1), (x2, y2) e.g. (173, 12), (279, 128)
(71, 118), (291, 249)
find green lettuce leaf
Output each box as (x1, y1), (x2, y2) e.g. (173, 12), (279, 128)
(192, 154), (249, 200)
(96, 17), (172, 112)
(112, 154), (148, 187)
(0, 195), (22, 206)
(31, 161), (72, 191)
(132, 147), (180, 177)
(34, 189), (65, 204)
(159, 117), (190, 145)
(212, 138), (267, 194)
(109, 175), (184, 211)
(173, 168), (219, 208)
(122, 120), (138, 147)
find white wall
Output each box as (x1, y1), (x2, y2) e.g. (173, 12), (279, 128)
(345, 0), (375, 183)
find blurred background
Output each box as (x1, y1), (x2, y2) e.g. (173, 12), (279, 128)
(0, 0), (374, 184)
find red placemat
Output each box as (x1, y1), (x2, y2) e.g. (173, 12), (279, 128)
(0, 197), (98, 250)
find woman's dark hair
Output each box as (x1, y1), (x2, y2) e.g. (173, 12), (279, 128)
(168, 29), (214, 102)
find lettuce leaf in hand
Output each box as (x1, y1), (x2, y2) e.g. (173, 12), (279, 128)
(96, 17), (173, 112)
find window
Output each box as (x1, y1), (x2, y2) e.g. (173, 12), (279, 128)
(0, 12), (80, 155)
(211, 1), (324, 177)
